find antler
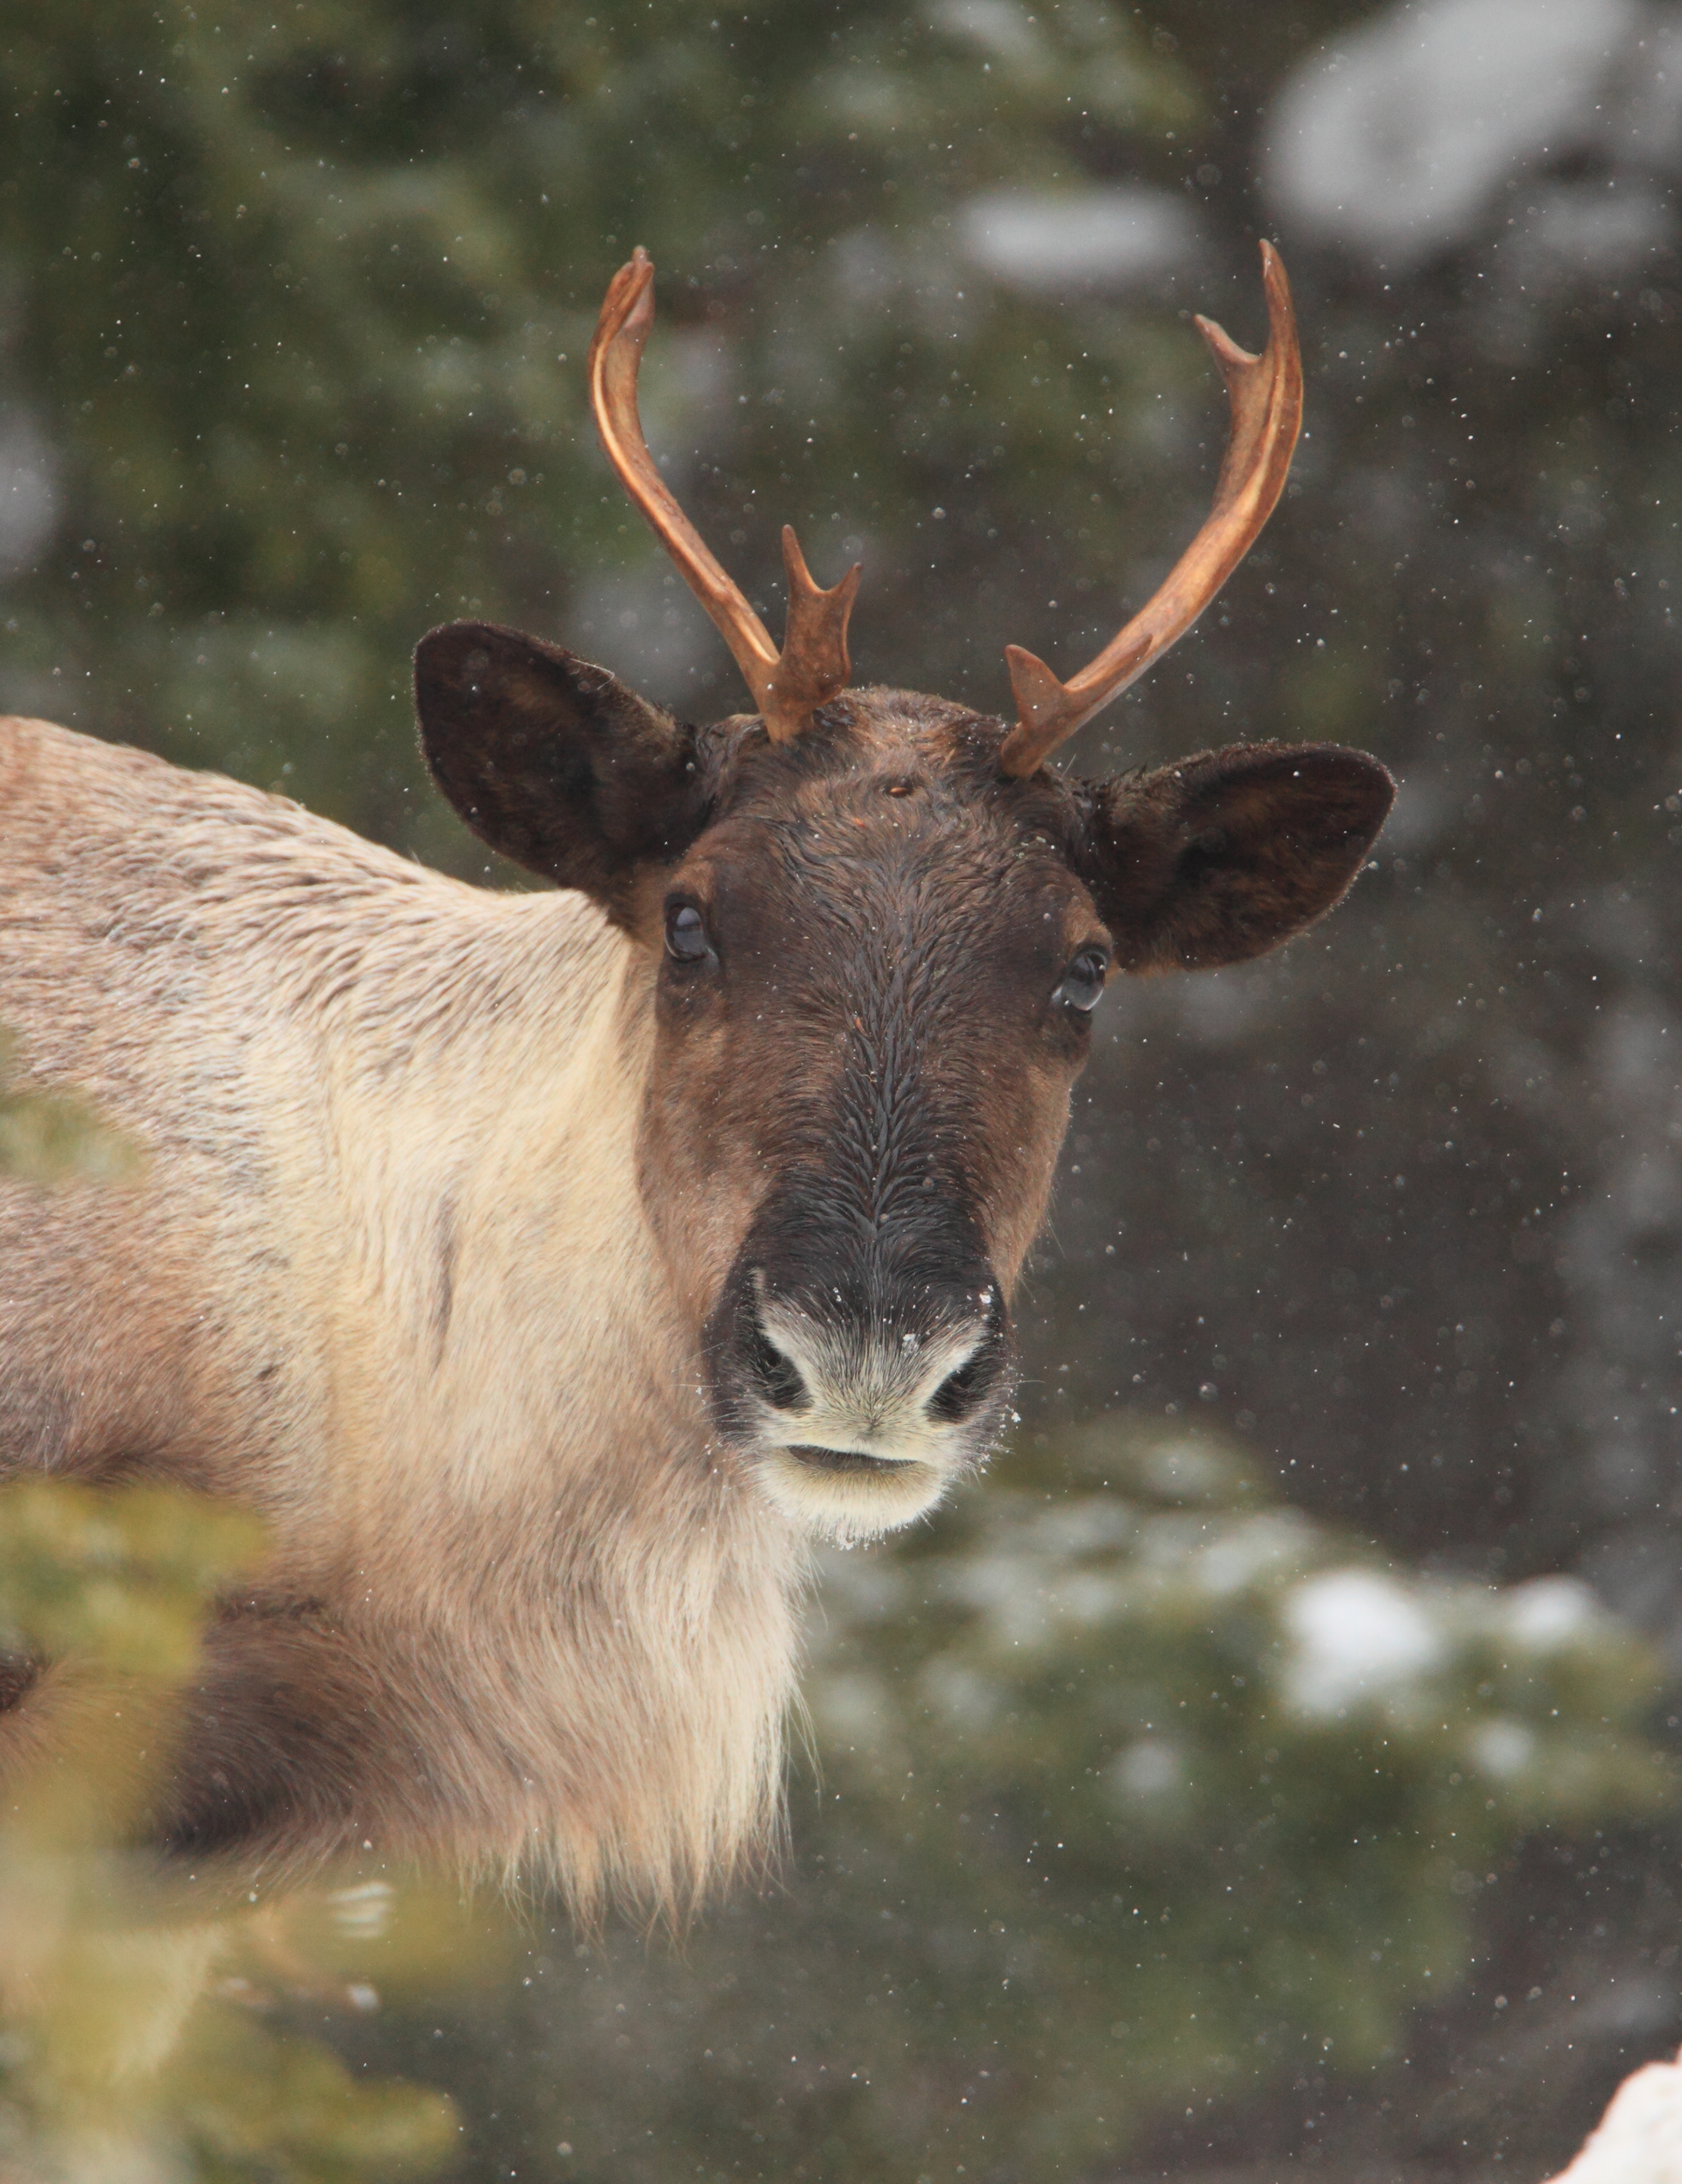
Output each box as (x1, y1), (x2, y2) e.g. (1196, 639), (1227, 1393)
(996, 240), (1303, 779)
(588, 248), (861, 742)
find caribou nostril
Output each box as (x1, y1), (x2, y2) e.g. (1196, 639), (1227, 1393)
(743, 1310), (811, 1413)
(926, 1342), (997, 1424)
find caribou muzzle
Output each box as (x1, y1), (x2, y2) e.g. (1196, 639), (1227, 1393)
(705, 1199), (1013, 1540)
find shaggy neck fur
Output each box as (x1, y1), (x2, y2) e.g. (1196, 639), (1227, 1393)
(0, 717), (803, 1914)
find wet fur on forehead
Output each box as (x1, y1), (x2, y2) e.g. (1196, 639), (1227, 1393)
(690, 686), (1039, 808)
(677, 690), (1094, 969)
(687, 687), (1075, 854)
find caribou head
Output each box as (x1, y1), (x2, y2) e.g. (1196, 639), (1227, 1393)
(414, 246), (1392, 1543)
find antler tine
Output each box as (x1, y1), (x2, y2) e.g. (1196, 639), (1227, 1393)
(589, 249), (778, 712)
(771, 525), (862, 738)
(997, 240), (1304, 779)
(588, 248), (860, 742)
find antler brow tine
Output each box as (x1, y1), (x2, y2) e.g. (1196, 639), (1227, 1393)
(588, 247), (860, 741)
(996, 239), (1304, 779)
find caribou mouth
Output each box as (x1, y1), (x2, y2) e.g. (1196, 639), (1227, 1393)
(783, 1443), (913, 1475)
(755, 1439), (955, 1541)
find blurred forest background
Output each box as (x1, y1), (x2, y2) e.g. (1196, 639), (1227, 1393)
(4, 0), (1682, 2176)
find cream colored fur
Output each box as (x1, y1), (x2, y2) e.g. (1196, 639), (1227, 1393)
(0, 716), (803, 1914)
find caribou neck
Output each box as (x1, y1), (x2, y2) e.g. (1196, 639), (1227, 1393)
(285, 891), (751, 1594)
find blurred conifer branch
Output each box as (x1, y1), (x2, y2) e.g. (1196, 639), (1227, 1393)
(0, 1467), (472, 2176)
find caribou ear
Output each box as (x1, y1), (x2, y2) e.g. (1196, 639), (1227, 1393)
(414, 621), (709, 920)
(1075, 743), (1393, 972)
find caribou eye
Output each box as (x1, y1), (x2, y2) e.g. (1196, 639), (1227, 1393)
(1056, 947), (1108, 1013)
(664, 901), (712, 962)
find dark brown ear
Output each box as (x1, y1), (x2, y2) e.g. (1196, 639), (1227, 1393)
(414, 621), (710, 924)
(1074, 742), (1394, 972)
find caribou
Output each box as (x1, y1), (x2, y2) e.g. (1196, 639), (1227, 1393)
(0, 244), (1391, 1909)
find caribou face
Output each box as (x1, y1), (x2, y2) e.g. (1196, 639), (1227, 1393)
(413, 242), (1393, 1541)
(640, 693), (1092, 1536)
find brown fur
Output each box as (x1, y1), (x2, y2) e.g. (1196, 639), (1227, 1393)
(0, 661), (1390, 1909)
